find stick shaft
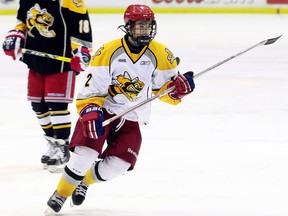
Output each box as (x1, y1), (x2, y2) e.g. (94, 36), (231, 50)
(22, 48), (71, 62)
(194, 35), (282, 79)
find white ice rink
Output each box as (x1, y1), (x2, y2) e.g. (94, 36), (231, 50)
(0, 13), (288, 216)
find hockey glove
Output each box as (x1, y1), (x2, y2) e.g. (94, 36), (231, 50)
(168, 71), (195, 100)
(70, 46), (91, 72)
(80, 105), (104, 139)
(2, 29), (25, 60)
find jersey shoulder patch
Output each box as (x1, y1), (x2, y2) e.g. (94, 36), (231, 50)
(90, 38), (122, 67)
(148, 40), (178, 70)
(62, 0), (87, 14)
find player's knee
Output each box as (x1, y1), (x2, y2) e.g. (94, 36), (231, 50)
(31, 101), (48, 113)
(96, 156), (131, 181)
(66, 146), (99, 177)
(47, 102), (68, 111)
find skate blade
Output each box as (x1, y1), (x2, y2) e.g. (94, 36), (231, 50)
(43, 164), (48, 170)
(44, 206), (57, 216)
(70, 198), (75, 208)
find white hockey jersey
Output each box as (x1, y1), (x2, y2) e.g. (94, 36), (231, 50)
(76, 37), (181, 124)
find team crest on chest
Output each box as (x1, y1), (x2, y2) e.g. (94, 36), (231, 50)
(109, 71), (144, 102)
(26, 4), (55, 38)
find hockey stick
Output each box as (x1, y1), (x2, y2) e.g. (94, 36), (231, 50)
(193, 35), (282, 79)
(101, 35), (281, 127)
(22, 48), (71, 62)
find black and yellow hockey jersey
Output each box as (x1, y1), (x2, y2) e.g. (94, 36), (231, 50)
(15, 0), (93, 74)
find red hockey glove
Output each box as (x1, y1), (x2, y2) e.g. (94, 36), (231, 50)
(2, 29), (25, 60)
(168, 71), (195, 100)
(80, 105), (104, 139)
(70, 46), (91, 72)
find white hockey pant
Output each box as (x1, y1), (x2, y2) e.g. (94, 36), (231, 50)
(67, 146), (131, 182)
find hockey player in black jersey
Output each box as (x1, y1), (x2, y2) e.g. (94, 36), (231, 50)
(2, 0), (93, 173)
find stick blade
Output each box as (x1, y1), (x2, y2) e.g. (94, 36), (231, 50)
(264, 35), (282, 45)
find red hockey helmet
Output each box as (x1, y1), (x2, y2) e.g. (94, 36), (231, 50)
(121, 4), (157, 46)
(124, 4), (155, 24)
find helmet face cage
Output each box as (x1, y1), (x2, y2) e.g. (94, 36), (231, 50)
(125, 19), (157, 46)
(123, 4), (157, 46)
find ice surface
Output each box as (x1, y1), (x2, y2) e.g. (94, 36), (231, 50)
(0, 14), (288, 216)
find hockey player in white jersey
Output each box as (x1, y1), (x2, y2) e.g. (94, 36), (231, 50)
(45, 4), (195, 215)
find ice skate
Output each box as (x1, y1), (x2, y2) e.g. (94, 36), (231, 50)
(41, 136), (57, 170)
(45, 190), (67, 215)
(71, 180), (89, 207)
(43, 135), (66, 146)
(47, 145), (70, 173)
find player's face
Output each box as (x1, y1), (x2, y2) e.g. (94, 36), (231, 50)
(132, 19), (152, 37)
